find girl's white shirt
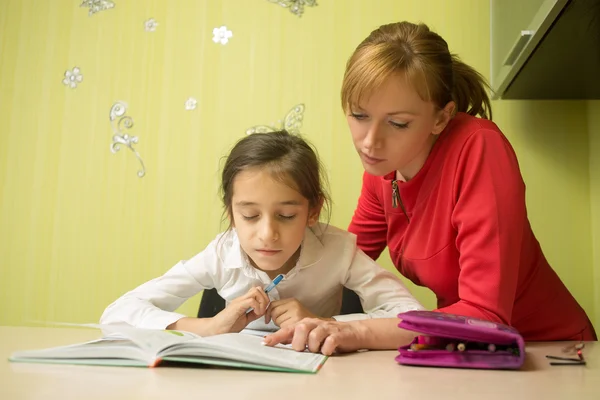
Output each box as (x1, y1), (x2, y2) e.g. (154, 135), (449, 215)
(100, 223), (424, 331)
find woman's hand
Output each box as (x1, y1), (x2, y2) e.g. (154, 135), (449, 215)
(262, 317), (418, 355)
(265, 299), (334, 328)
(262, 318), (368, 355)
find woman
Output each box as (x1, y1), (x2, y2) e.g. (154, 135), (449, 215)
(263, 21), (596, 355)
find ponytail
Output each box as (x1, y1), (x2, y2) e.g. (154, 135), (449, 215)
(342, 22), (494, 121)
(451, 55), (493, 120)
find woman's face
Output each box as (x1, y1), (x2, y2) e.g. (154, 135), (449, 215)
(346, 74), (453, 179)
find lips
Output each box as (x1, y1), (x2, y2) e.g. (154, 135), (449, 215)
(361, 152), (386, 165)
(256, 249), (281, 256)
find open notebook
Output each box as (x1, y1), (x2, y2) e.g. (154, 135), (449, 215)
(8, 325), (327, 374)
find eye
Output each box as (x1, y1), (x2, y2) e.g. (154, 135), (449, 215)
(390, 121), (409, 129)
(279, 214), (296, 220)
(350, 112), (367, 120)
(241, 215), (258, 221)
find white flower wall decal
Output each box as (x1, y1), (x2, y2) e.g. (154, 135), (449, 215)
(144, 18), (158, 32)
(246, 104), (305, 135)
(212, 26), (233, 45)
(267, 0), (318, 17)
(80, 0), (115, 16)
(185, 97), (198, 110)
(62, 67), (83, 89)
(109, 101), (146, 178)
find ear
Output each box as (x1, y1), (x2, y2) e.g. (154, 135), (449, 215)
(432, 101), (455, 135)
(307, 198), (324, 227)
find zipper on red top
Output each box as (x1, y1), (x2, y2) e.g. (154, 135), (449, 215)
(391, 179), (410, 223)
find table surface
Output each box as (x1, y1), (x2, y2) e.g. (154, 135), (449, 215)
(0, 326), (598, 400)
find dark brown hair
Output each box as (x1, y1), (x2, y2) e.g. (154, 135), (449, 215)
(221, 130), (331, 227)
(341, 21), (493, 120)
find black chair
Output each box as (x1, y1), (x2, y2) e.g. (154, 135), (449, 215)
(197, 287), (364, 318)
(197, 288), (227, 318)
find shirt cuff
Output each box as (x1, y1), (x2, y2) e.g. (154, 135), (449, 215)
(139, 310), (188, 330)
(434, 303), (506, 324)
(332, 313), (370, 322)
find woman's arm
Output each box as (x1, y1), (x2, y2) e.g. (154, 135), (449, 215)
(263, 317), (417, 355)
(438, 129), (526, 324)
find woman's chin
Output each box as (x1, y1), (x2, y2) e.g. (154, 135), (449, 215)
(362, 162), (392, 177)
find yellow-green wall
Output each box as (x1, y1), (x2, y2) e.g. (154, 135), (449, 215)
(589, 100), (600, 329)
(498, 100), (595, 325)
(0, 0), (595, 329)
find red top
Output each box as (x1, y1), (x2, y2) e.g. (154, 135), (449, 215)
(349, 113), (596, 341)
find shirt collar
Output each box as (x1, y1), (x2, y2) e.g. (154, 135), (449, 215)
(220, 229), (246, 270)
(296, 224), (325, 269)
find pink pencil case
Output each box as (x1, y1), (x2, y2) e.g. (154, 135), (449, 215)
(395, 311), (525, 370)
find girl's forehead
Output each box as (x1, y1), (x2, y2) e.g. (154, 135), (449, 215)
(231, 168), (307, 205)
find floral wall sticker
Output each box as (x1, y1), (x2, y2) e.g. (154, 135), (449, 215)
(144, 18), (158, 32)
(246, 103), (305, 135)
(109, 101), (146, 178)
(80, 0), (115, 16)
(62, 67), (83, 89)
(212, 26), (233, 45)
(267, 0), (318, 17)
(185, 97), (198, 111)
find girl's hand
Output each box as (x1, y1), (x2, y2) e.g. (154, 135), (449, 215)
(210, 286), (270, 334)
(265, 298), (334, 328)
(262, 318), (366, 355)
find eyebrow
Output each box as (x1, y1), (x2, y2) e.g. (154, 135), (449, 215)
(234, 200), (304, 206)
(351, 106), (418, 116)
(387, 110), (419, 116)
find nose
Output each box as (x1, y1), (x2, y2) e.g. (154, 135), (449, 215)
(362, 122), (384, 151)
(258, 218), (279, 242)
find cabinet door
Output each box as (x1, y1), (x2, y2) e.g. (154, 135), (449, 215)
(491, 0), (569, 99)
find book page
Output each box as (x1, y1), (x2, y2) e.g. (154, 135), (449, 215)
(162, 333), (326, 373)
(101, 325), (199, 355)
(10, 325), (200, 365)
(9, 336), (150, 364)
(239, 328), (272, 337)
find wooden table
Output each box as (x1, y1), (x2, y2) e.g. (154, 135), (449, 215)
(0, 326), (597, 400)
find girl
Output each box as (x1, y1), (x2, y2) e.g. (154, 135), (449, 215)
(264, 21), (597, 355)
(100, 130), (424, 335)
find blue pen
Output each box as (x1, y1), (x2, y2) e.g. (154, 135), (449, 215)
(245, 274), (284, 315)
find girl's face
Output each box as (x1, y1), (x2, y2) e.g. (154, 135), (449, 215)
(346, 74), (454, 180)
(230, 167), (319, 279)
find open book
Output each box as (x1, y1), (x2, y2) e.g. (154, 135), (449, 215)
(8, 325), (327, 374)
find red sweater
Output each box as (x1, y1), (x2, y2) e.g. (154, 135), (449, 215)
(349, 113), (596, 341)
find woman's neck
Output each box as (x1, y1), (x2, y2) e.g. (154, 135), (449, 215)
(398, 134), (439, 181)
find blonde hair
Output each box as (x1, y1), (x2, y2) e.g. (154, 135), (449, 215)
(341, 22), (492, 120)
